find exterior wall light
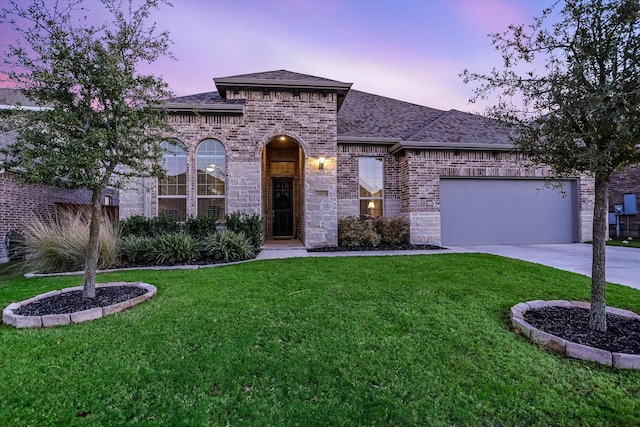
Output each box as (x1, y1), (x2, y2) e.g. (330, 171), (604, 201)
(318, 157), (326, 169)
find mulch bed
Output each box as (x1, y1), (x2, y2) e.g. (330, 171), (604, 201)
(524, 307), (640, 355)
(308, 244), (444, 252)
(14, 286), (147, 316)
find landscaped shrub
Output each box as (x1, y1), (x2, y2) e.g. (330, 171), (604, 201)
(200, 230), (255, 262)
(145, 232), (199, 265)
(373, 216), (410, 245)
(184, 214), (220, 239)
(22, 210), (118, 273)
(225, 211), (264, 249)
(118, 235), (153, 265)
(338, 216), (381, 247)
(118, 213), (183, 238)
(148, 214), (181, 236)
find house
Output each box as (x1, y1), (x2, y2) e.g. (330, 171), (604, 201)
(0, 88), (118, 262)
(114, 69), (594, 247)
(609, 165), (639, 238)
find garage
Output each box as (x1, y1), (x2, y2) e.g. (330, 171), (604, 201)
(440, 178), (578, 245)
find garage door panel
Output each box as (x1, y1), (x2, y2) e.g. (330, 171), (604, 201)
(440, 179), (577, 245)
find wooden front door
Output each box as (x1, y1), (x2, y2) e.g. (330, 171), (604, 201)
(273, 178), (294, 237)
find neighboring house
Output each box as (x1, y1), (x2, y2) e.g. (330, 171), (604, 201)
(114, 69), (593, 247)
(0, 88), (118, 262)
(609, 165), (639, 238)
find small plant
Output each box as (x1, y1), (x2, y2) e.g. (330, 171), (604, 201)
(184, 214), (220, 239)
(22, 210), (118, 273)
(145, 232), (199, 265)
(373, 216), (410, 245)
(118, 235), (153, 265)
(338, 216), (381, 247)
(117, 214), (153, 238)
(148, 214), (182, 236)
(225, 211), (264, 249)
(200, 230), (255, 262)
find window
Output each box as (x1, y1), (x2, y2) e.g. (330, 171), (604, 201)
(197, 139), (226, 219)
(158, 140), (187, 220)
(359, 157), (383, 217)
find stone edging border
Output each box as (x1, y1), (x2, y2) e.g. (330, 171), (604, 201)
(2, 282), (156, 328)
(511, 300), (640, 369)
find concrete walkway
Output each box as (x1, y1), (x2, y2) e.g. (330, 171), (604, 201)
(257, 241), (640, 290)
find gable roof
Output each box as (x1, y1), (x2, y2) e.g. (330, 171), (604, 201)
(214, 69), (352, 109)
(164, 70), (513, 150)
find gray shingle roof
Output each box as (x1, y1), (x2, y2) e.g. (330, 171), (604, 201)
(165, 71), (513, 148)
(164, 91), (244, 105)
(338, 90), (446, 139)
(216, 69), (344, 83)
(406, 109), (512, 145)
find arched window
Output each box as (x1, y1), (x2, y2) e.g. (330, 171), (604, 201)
(196, 139), (226, 219)
(158, 140), (187, 220)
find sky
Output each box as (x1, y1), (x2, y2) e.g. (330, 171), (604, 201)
(0, 0), (555, 113)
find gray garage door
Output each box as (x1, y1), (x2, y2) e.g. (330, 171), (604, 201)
(440, 178), (578, 245)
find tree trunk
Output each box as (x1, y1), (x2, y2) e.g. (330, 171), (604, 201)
(82, 191), (103, 300)
(589, 173), (609, 332)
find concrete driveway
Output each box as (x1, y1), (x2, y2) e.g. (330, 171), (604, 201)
(453, 244), (640, 290)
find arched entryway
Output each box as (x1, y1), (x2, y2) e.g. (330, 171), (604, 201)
(263, 135), (305, 241)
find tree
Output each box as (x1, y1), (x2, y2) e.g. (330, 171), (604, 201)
(0, 0), (174, 299)
(462, 0), (640, 332)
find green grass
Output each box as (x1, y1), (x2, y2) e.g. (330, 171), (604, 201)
(1, 254), (640, 426)
(607, 237), (640, 248)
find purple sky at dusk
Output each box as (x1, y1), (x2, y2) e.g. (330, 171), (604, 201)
(0, 0), (555, 113)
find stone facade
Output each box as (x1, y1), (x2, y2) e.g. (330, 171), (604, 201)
(609, 165), (639, 238)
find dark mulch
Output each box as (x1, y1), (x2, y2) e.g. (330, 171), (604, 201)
(14, 286), (147, 316)
(524, 306), (640, 355)
(308, 244), (445, 252)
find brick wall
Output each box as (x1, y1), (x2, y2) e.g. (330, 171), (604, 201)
(334, 148), (594, 244)
(337, 144), (401, 217)
(120, 89), (339, 247)
(0, 172), (96, 261)
(609, 165), (640, 237)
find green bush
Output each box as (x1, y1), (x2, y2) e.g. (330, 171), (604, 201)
(200, 230), (255, 262)
(22, 210), (118, 273)
(338, 216), (381, 247)
(118, 235), (153, 265)
(225, 211), (264, 249)
(373, 216), (410, 245)
(117, 214), (152, 237)
(184, 214), (219, 238)
(145, 232), (199, 265)
(118, 214), (182, 237)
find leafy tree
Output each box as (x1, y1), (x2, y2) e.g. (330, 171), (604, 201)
(0, 0), (174, 299)
(462, 0), (640, 332)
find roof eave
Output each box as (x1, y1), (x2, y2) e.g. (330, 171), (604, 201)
(162, 103), (244, 115)
(214, 77), (353, 93)
(389, 140), (514, 155)
(338, 136), (401, 145)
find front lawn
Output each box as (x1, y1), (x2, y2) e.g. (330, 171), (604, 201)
(607, 237), (640, 248)
(1, 254), (640, 425)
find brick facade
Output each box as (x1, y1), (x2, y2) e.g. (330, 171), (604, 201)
(0, 171), (102, 261)
(120, 90), (339, 247)
(609, 165), (640, 238)
(118, 70), (595, 248)
(336, 148), (594, 244)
